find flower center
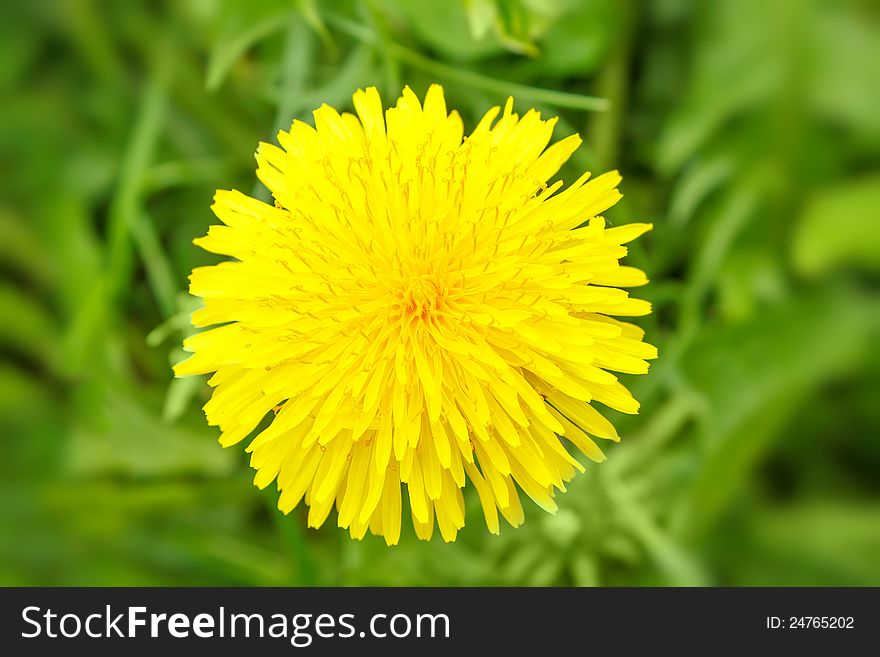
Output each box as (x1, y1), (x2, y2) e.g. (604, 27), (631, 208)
(401, 276), (444, 319)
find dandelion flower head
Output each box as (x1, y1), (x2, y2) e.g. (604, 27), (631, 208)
(175, 84), (656, 545)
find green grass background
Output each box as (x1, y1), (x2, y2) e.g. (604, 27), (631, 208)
(1, 0), (879, 586)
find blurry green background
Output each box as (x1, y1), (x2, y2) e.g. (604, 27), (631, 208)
(2, 0), (879, 586)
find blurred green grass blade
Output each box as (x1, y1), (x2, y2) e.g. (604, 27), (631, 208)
(0, 210), (53, 286)
(132, 210), (178, 317)
(252, 16), (314, 202)
(103, 47), (179, 319)
(679, 182), (758, 332)
(272, 18), (314, 134)
(61, 0), (125, 85)
(262, 490), (318, 586)
(0, 284), (57, 370)
(528, 555), (564, 586)
(169, 532), (296, 586)
(570, 553), (599, 586)
(288, 45), (374, 110)
(205, 0), (335, 93)
(296, 0), (337, 56)
(501, 542), (544, 583)
(584, 1), (633, 169)
(324, 11), (609, 111)
(0, 365), (49, 422)
(60, 278), (108, 375)
(143, 158), (232, 193)
(668, 156), (733, 227)
(107, 54), (168, 300)
(206, 14), (288, 92)
(364, 1), (401, 93)
(146, 308), (195, 348)
(47, 195), (107, 376)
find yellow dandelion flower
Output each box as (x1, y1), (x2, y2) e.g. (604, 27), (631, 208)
(175, 84), (656, 545)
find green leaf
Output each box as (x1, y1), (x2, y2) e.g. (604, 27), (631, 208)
(324, 12), (609, 111)
(792, 175), (880, 276)
(668, 156), (733, 226)
(725, 501), (880, 585)
(570, 553), (599, 586)
(67, 387), (233, 478)
(810, 8), (880, 141)
(677, 289), (878, 539)
(162, 374), (206, 423)
(536, 0), (615, 76)
(0, 284), (58, 368)
(0, 210), (53, 285)
(655, 0), (784, 173)
(383, 0), (505, 60)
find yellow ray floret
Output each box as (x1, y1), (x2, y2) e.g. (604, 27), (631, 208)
(175, 84), (656, 545)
